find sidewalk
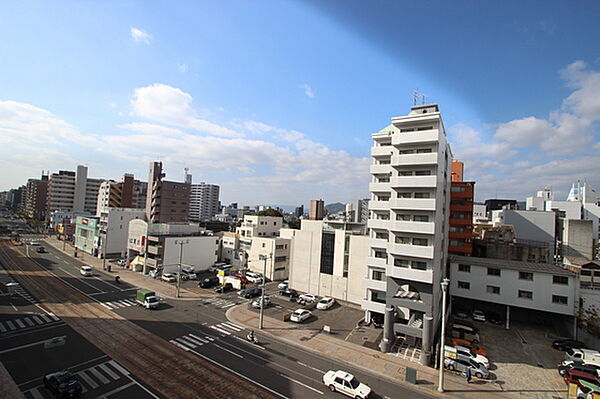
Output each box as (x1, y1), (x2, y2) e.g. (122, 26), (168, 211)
(44, 236), (209, 300)
(227, 305), (534, 399)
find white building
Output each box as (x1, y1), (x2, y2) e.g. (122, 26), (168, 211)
(189, 182), (220, 221)
(367, 104), (451, 365)
(492, 209), (556, 248)
(450, 255), (576, 325)
(97, 208), (145, 259)
(46, 165), (104, 218)
(146, 233), (218, 274)
(236, 215), (282, 238)
(472, 203), (488, 224)
(346, 199), (370, 223)
(282, 220), (368, 305)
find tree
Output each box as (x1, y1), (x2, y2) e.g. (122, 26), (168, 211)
(287, 219), (301, 229)
(256, 208), (282, 217)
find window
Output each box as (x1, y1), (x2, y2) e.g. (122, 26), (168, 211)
(451, 186), (466, 193)
(487, 268), (501, 276)
(519, 272), (534, 281)
(396, 214), (411, 221)
(417, 126), (433, 131)
(416, 148), (432, 153)
(413, 238), (428, 246)
(486, 285), (500, 295)
(458, 264), (471, 272)
(394, 258), (409, 268)
(398, 149), (414, 154)
(412, 261), (427, 270)
(395, 236), (410, 244)
(399, 171), (413, 176)
(372, 269), (385, 281)
(449, 239), (462, 246)
(449, 226), (464, 232)
(275, 256), (287, 262)
(377, 195), (390, 201)
(553, 275), (568, 285)
(450, 213), (465, 219)
(320, 232), (335, 274)
(370, 290), (386, 304)
(374, 250), (387, 259)
(415, 170), (431, 176)
(414, 192), (430, 199)
(518, 290), (533, 300)
(397, 192), (412, 198)
(552, 295), (568, 305)
(413, 215), (429, 222)
(458, 281), (470, 290)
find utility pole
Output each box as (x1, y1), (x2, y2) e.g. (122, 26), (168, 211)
(258, 254), (271, 329)
(102, 229), (108, 271)
(175, 239), (189, 298)
(438, 278), (450, 393)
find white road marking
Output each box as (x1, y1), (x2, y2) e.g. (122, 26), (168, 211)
(32, 315), (43, 324)
(58, 267), (103, 293)
(221, 303), (236, 308)
(108, 360), (130, 376)
(23, 317), (35, 327)
(296, 361), (325, 374)
(101, 303), (113, 310)
(278, 373), (324, 395)
(184, 336), (205, 346)
(77, 370), (99, 389)
(49, 314), (60, 321)
(189, 333), (209, 343)
(41, 314), (51, 323)
(0, 323), (6, 333)
(213, 343), (244, 358)
(222, 322), (243, 331)
(210, 325), (231, 335)
(89, 367), (110, 384)
(175, 337), (196, 348)
(96, 381), (135, 398)
(98, 363), (120, 380)
(6, 320), (16, 330)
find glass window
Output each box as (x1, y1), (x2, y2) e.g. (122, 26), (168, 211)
(397, 192), (412, 198)
(552, 295), (568, 305)
(413, 215), (429, 222)
(519, 272), (533, 281)
(416, 148), (432, 153)
(412, 261), (427, 270)
(395, 236), (410, 244)
(415, 170), (431, 176)
(414, 192), (430, 198)
(370, 290), (386, 304)
(397, 214), (411, 221)
(374, 250), (387, 259)
(553, 275), (568, 285)
(399, 171), (413, 176)
(413, 238), (428, 246)
(394, 258), (409, 268)
(518, 290), (533, 299)
(486, 285), (500, 295)
(458, 281), (470, 289)
(458, 264), (470, 272)
(487, 268), (501, 276)
(372, 269), (385, 281)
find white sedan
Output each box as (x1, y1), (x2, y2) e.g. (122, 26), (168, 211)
(277, 280), (289, 290)
(290, 309), (311, 323)
(322, 370), (372, 399)
(299, 293), (317, 303)
(316, 297), (335, 310)
(161, 273), (176, 282)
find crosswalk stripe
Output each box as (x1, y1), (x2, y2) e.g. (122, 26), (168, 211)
(170, 339), (190, 351)
(221, 303), (236, 309)
(210, 325), (231, 335)
(98, 363), (120, 380)
(175, 337), (196, 348)
(6, 320), (16, 330)
(222, 322), (243, 331)
(118, 300), (131, 306)
(32, 316), (43, 324)
(28, 387), (44, 399)
(108, 360), (130, 376)
(23, 318), (34, 327)
(77, 370), (99, 389)
(41, 315), (51, 323)
(225, 321), (245, 330)
(0, 323), (6, 333)
(101, 303), (113, 310)
(184, 336), (204, 346)
(14, 319), (26, 328)
(189, 333), (209, 343)
(89, 367), (110, 384)
(122, 299), (135, 305)
(49, 314), (60, 321)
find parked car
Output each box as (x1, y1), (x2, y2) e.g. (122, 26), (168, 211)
(115, 258), (127, 266)
(149, 269), (162, 279)
(485, 311), (503, 325)
(559, 361), (600, 378)
(454, 319), (480, 334)
(80, 265), (93, 277)
(554, 339), (586, 351)
(472, 309), (486, 322)
(322, 370), (372, 399)
(563, 368), (600, 388)
(277, 280), (289, 290)
(444, 357), (489, 379)
(280, 288), (299, 298)
(199, 276), (220, 288)
(454, 308), (469, 319)
(450, 338), (487, 357)
(239, 286), (261, 299)
(172, 272), (188, 281)
(208, 262), (228, 273)
(290, 309), (312, 323)
(36, 246), (46, 253)
(251, 296), (271, 309)
(316, 297), (335, 310)
(451, 327), (480, 345)
(232, 273), (249, 284)
(299, 294), (317, 303)
(161, 273), (176, 282)
(450, 345), (489, 368)
(181, 268), (197, 280)
(43, 371), (82, 397)
(215, 283), (233, 293)
(566, 349), (600, 365)
(246, 272), (264, 284)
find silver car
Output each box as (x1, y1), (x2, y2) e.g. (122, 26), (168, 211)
(444, 357), (489, 379)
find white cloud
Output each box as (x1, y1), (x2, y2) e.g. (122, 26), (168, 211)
(130, 83), (242, 138)
(130, 27), (152, 44)
(299, 83), (314, 99)
(495, 117), (553, 148)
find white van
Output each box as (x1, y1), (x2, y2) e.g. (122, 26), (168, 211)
(80, 265), (93, 277)
(566, 348), (600, 366)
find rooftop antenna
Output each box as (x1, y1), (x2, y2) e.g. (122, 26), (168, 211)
(413, 89), (421, 106)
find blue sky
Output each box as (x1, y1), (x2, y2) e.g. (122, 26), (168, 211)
(1, 1), (599, 206)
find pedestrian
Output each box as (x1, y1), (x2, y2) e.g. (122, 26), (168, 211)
(466, 365), (472, 383)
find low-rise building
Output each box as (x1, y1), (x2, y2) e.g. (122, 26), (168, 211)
(97, 208), (145, 259)
(74, 216), (100, 256)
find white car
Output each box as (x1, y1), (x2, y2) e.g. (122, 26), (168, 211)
(246, 272), (264, 284)
(299, 294), (317, 303)
(316, 297), (335, 310)
(277, 280), (289, 290)
(472, 309), (486, 322)
(161, 273), (176, 283)
(251, 296), (271, 309)
(290, 309), (311, 323)
(454, 345), (490, 368)
(322, 370), (371, 399)
(181, 269), (197, 280)
(80, 265), (93, 277)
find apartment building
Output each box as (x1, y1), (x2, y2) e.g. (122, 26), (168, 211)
(367, 104), (451, 366)
(449, 181), (475, 256)
(96, 174), (147, 215)
(145, 161), (190, 223)
(24, 174), (48, 221)
(346, 199), (370, 224)
(309, 199), (325, 220)
(46, 165), (103, 218)
(189, 182), (220, 221)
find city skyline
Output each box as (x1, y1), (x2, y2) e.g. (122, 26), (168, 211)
(1, 1), (599, 205)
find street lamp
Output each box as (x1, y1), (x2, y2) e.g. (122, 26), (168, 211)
(438, 278), (450, 393)
(258, 254), (271, 329)
(174, 239), (190, 298)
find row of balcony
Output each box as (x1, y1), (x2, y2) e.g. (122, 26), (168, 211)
(369, 219), (435, 235)
(369, 198), (436, 211)
(370, 176), (438, 191)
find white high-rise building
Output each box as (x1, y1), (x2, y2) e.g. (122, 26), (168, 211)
(189, 183), (220, 221)
(46, 165), (103, 218)
(364, 104), (451, 366)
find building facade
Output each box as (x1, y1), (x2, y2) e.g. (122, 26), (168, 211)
(189, 182), (220, 221)
(145, 161), (191, 223)
(24, 175), (48, 221)
(449, 181), (474, 256)
(309, 199), (325, 220)
(367, 104), (451, 366)
(46, 165), (103, 218)
(97, 208), (146, 259)
(96, 174), (147, 215)
(74, 216), (100, 256)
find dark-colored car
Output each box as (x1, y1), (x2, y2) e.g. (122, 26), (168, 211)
(43, 371), (82, 397)
(563, 368), (600, 388)
(559, 361), (600, 377)
(553, 339), (586, 351)
(199, 277), (220, 288)
(36, 246), (46, 253)
(280, 288), (299, 298)
(239, 286), (260, 299)
(214, 283), (233, 293)
(485, 311), (503, 325)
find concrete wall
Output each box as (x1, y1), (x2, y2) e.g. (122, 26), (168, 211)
(546, 200), (582, 220)
(162, 235), (219, 272)
(104, 208), (145, 256)
(246, 237), (290, 281)
(563, 219), (594, 260)
(496, 209), (555, 246)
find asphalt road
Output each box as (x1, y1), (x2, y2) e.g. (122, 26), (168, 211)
(2, 240), (436, 399)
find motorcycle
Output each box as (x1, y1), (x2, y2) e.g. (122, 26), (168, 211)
(247, 332), (258, 345)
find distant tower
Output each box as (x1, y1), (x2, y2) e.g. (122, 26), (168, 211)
(309, 199), (324, 220)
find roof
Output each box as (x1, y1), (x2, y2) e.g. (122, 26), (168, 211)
(564, 256), (600, 269)
(449, 255), (575, 277)
(378, 123), (394, 133)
